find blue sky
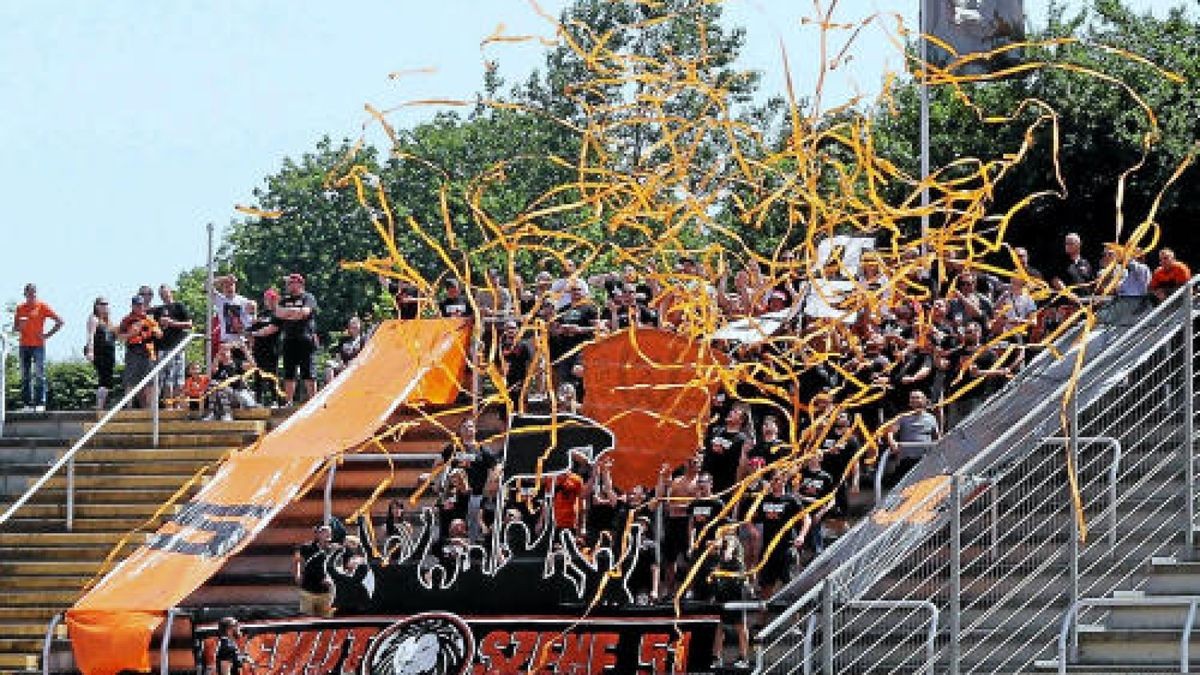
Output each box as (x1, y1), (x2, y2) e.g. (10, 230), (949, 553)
(0, 0), (1185, 360)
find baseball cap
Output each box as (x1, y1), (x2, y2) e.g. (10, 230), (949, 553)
(131, 295), (145, 305)
(286, 273), (304, 284)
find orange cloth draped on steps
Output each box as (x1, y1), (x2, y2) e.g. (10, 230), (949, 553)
(581, 329), (718, 490)
(66, 318), (469, 675)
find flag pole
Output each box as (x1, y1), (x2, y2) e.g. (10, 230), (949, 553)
(919, 0), (931, 260)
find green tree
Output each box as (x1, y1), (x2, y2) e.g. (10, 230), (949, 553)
(870, 0), (1200, 267)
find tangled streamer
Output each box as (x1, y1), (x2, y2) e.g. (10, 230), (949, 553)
(237, 0), (1188, 667)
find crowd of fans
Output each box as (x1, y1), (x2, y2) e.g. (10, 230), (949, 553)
(285, 235), (1191, 669)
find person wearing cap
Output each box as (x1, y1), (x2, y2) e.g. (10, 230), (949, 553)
(118, 294), (163, 409)
(12, 283), (63, 412)
(275, 273), (319, 403)
(248, 289), (282, 406)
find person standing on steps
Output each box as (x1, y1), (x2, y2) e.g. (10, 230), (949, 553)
(118, 294), (163, 410)
(275, 272), (319, 404)
(84, 297), (117, 410)
(215, 616), (255, 675)
(13, 283), (63, 412)
(152, 284), (193, 410)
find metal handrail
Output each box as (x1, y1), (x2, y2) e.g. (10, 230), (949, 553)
(161, 606), (180, 675)
(0, 330), (9, 438)
(1043, 436), (1122, 555)
(322, 452), (441, 524)
(0, 332), (200, 530)
(800, 599), (940, 675)
(41, 612), (63, 675)
(1058, 596), (1200, 674)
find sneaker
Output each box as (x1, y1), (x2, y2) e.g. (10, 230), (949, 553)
(733, 658), (749, 669)
(20, 405), (33, 412)
(34, 405), (46, 412)
(220, 413), (234, 422)
(711, 658), (724, 670)
(201, 413), (215, 421)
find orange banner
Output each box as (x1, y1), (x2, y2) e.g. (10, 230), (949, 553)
(66, 318), (468, 675)
(581, 329), (717, 489)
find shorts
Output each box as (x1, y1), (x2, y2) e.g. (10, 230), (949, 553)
(158, 353), (185, 390)
(123, 351), (155, 390)
(299, 589), (334, 617)
(281, 339), (315, 380)
(758, 544), (793, 587)
(662, 516), (689, 563)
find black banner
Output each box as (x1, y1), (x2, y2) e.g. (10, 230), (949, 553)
(194, 613), (717, 674)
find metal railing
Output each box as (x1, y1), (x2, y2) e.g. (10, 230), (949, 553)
(758, 280), (1198, 674)
(0, 333), (200, 531)
(1056, 596), (1200, 674)
(40, 613), (62, 675)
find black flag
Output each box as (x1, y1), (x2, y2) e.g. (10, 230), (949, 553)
(501, 414), (615, 478)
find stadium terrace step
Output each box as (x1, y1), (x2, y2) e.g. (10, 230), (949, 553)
(84, 419), (265, 435)
(12, 502), (175, 520)
(31, 487), (191, 504)
(82, 432), (258, 448)
(0, 561), (104, 576)
(3, 516), (164, 533)
(41, 473), (211, 491)
(0, 575), (85, 591)
(77, 447), (232, 462)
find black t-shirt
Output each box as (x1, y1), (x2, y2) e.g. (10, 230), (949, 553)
(611, 304), (659, 330)
(820, 434), (860, 481)
(500, 338), (533, 387)
(249, 314), (280, 361)
(1063, 256), (1096, 288)
(688, 497), (724, 545)
(333, 334), (365, 364)
(748, 438), (787, 466)
(387, 280), (421, 320)
(296, 541), (331, 593)
(216, 636), (243, 675)
(277, 292), (318, 342)
(552, 302), (599, 356)
(439, 294), (474, 319)
(702, 425), (747, 493)
(213, 361), (248, 390)
(755, 493), (802, 546)
(795, 466), (836, 506)
(151, 301), (190, 351)
(438, 491), (470, 537)
(441, 443), (496, 496)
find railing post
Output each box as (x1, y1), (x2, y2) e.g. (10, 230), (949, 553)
(1184, 291), (1195, 547)
(1068, 392), (1080, 655)
(160, 607), (178, 675)
(66, 457), (75, 532)
(821, 581), (835, 675)
(949, 473), (962, 675)
(151, 375), (161, 449)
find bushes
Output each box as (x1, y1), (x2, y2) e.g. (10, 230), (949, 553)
(3, 356), (127, 411)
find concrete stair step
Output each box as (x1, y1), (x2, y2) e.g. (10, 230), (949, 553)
(4, 460), (215, 477)
(0, 543), (138, 561)
(1076, 627), (1200, 665)
(3, 516), (160, 532)
(0, 609), (62, 623)
(0, 623), (56, 639)
(85, 420), (265, 435)
(83, 433), (257, 448)
(14, 502), (177, 519)
(32, 487), (190, 504)
(42, 474), (208, 490)
(106, 406), (275, 421)
(0, 576), (85, 591)
(0, 654), (37, 670)
(0, 531), (130, 546)
(0, 561), (103, 576)
(79, 447), (232, 462)
(3, 591), (79, 606)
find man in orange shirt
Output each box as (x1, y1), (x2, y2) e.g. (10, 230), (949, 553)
(12, 283), (64, 412)
(1149, 248), (1192, 301)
